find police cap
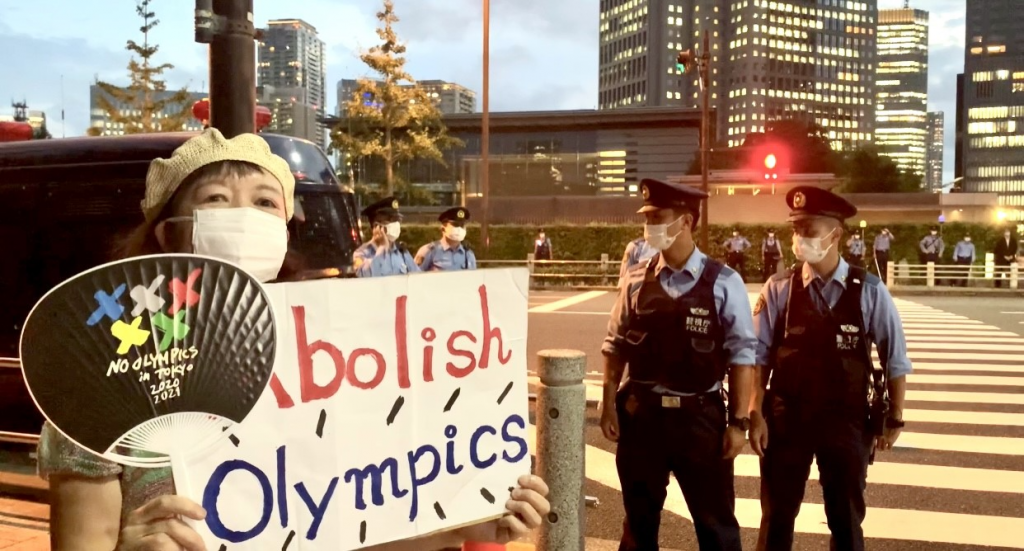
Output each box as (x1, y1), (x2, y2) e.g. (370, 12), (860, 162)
(439, 207), (470, 224)
(637, 178), (708, 214)
(361, 196), (402, 221)
(786, 186), (857, 222)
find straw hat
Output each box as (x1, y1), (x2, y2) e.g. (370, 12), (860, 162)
(142, 128), (295, 221)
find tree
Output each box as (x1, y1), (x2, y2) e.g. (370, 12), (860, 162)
(329, 0), (462, 198)
(839, 145), (923, 193)
(88, 0), (193, 136)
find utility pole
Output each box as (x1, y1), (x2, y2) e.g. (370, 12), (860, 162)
(194, 0), (256, 138)
(677, 31), (712, 250)
(480, 0), (491, 252)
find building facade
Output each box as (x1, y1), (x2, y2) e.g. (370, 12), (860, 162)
(258, 19), (327, 145)
(926, 111), (945, 190)
(599, 0), (879, 153)
(88, 85), (205, 136)
(875, 6), (929, 178)
(960, 0), (1024, 211)
(335, 79), (476, 116)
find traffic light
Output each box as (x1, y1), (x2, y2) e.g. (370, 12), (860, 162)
(762, 152), (779, 180)
(750, 143), (789, 182)
(676, 50), (695, 73)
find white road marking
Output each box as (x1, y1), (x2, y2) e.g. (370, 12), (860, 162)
(528, 291), (608, 313)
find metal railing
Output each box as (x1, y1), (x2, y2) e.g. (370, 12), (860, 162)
(479, 254), (620, 288)
(886, 260), (1021, 289)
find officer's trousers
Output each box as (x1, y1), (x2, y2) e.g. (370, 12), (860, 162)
(615, 384), (742, 551)
(873, 250), (889, 282)
(762, 256), (780, 282)
(726, 252), (745, 280)
(955, 257), (972, 287)
(756, 397), (873, 551)
(848, 254), (863, 268)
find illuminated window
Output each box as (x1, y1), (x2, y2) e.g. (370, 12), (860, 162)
(988, 45), (1007, 54)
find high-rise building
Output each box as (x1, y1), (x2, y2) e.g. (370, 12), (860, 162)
(925, 111), (945, 190)
(258, 19), (327, 145)
(598, 0), (879, 153)
(335, 79), (476, 116)
(88, 85), (205, 136)
(960, 0), (1024, 210)
(875, 6), (928, 178)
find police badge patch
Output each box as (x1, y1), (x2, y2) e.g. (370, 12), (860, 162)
(753, 294), (767, 316)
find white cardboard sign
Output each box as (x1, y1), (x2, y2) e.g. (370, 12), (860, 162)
(176, 268), (531, 550)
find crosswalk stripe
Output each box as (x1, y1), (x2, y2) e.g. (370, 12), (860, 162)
(903, 329), (1018, 337)
(902, 408), (1024, 426)
(904, 335), (1024, 343)
(902, 342), (1024, 352)
(910, 361), (1024, 373)
(904, 390), (1024, 405)
(897, 431), (1024, 455)
(528, 290), (607, 313)
(877, 351), (1024, 362)
(908, 373), (1024, 386)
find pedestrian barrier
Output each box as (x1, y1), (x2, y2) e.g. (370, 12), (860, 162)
(533, 349), (588, 551)
(886, 261), (1020, 289)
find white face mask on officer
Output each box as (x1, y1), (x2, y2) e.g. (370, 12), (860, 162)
(177, 207), (288, 282)
(444, 224), (466, 243)
(383, 221), (401, 241)
(792, 228), (837, 264)
(644, 216), (684, 251)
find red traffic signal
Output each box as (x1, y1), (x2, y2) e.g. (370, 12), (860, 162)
(751, 143), (789, 182)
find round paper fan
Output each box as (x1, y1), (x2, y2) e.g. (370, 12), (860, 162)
(19, 254), (276, 473)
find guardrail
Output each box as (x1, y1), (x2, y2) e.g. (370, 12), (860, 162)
(886, 261), (1020, 289)
(479, 255), (620, 288)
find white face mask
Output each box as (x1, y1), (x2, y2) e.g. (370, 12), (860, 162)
(644, 216), (683, 251)
(792, 228), (836, 264)
(445, 225), (467, 242)
(190, 208), (288, 282)
(384, 221), (401, 241)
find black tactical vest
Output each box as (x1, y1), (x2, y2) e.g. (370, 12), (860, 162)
(623, 255), (728, 394)
(769, 265), (873, 417)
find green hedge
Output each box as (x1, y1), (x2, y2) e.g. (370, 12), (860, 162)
(388, 223), (1008, 268)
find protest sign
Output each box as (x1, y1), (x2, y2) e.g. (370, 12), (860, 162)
(179, 268), (531, 550)
(20, 254), (276, 472)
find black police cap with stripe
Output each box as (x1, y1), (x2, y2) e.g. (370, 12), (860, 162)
(361, 196), (401, 220)
(637, 178), (708, 214)
(439, 207), (470, 223)
(785, 186), (857, 222)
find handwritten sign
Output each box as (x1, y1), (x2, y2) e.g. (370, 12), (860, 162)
(178, 268), (531, 550)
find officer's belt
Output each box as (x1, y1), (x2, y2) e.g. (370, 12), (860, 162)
(628, 379), (722, 397)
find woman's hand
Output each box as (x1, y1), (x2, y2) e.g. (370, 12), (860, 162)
(455, 475), (551, 545)
(117, 495), (207, 551)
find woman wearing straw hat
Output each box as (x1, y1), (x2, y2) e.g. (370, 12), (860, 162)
(38, 128), (550, 551)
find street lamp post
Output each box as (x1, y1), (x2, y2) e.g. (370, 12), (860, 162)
(678, 31), (712, 250)
(480, 0), (491, 252)
(195, 0), (257, 138)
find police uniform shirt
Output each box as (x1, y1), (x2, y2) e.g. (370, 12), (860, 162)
(753, 257), (912, 380)
(848, 237), (866, 256)
(416, 240), (477, 271)
(617, 237), (658, 287)
(873, 233), (892, 252)
(604, 247), (758, 394)
(954, 240), (976, 263)
(353, 242), (420, 277)
(725, 235), (751, 252)
(920, 234), (945, 255)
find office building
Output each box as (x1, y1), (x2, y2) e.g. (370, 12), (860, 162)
(925, 111), (944, 190)
(336, 79), (476, 116)
(960, 0), (1024, 210)
(258, 19), (327, 144)
(875, 5), (928, 178)
(88, 85), (205, 135)
(599, 0), (879, 153)
(257, 85), (321, 144)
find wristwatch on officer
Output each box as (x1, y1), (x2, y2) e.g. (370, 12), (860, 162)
(728, 414), (751, 432)
(885, 417), (905, 429)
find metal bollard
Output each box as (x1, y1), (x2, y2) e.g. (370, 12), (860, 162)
(535, 350), (587, 551)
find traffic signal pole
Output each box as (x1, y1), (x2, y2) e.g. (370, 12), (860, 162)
(699, 31), (710, 252)
(195, 0), (256, 138)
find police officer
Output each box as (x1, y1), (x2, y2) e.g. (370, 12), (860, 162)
(872, 229), (893, 283)
(724, 230), (752, 280)
(919, 226), (944, 264)
(602, 179), (754, 551)
(952, 234), (976, 287)
(415, 207), (477, 271)
(846, 232), (865, 268)
(750, 186), (911, 551)
(617, 236), (657, 288)
(762, 230), (783, 282)
(353, 196), (420, 277)
(534, 230), (553, 260)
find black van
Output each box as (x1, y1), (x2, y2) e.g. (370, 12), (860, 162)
(0, 132), (361, 446)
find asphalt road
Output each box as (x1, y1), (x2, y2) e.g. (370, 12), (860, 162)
(526, 290), (1024, 551)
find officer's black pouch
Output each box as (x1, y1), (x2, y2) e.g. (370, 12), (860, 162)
(868, 394), (889, 437)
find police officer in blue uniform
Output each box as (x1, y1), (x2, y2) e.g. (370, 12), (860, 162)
(846, 232), (866, 267)
(617, 236), (657, 288)
(602, 179), (755, 551)
(952, 234), (976, 287)
(750, 186), (912, 551)
(724, 230), (752, 280)
(353, 196), (420, 277)
(415, 207), (478, 271)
